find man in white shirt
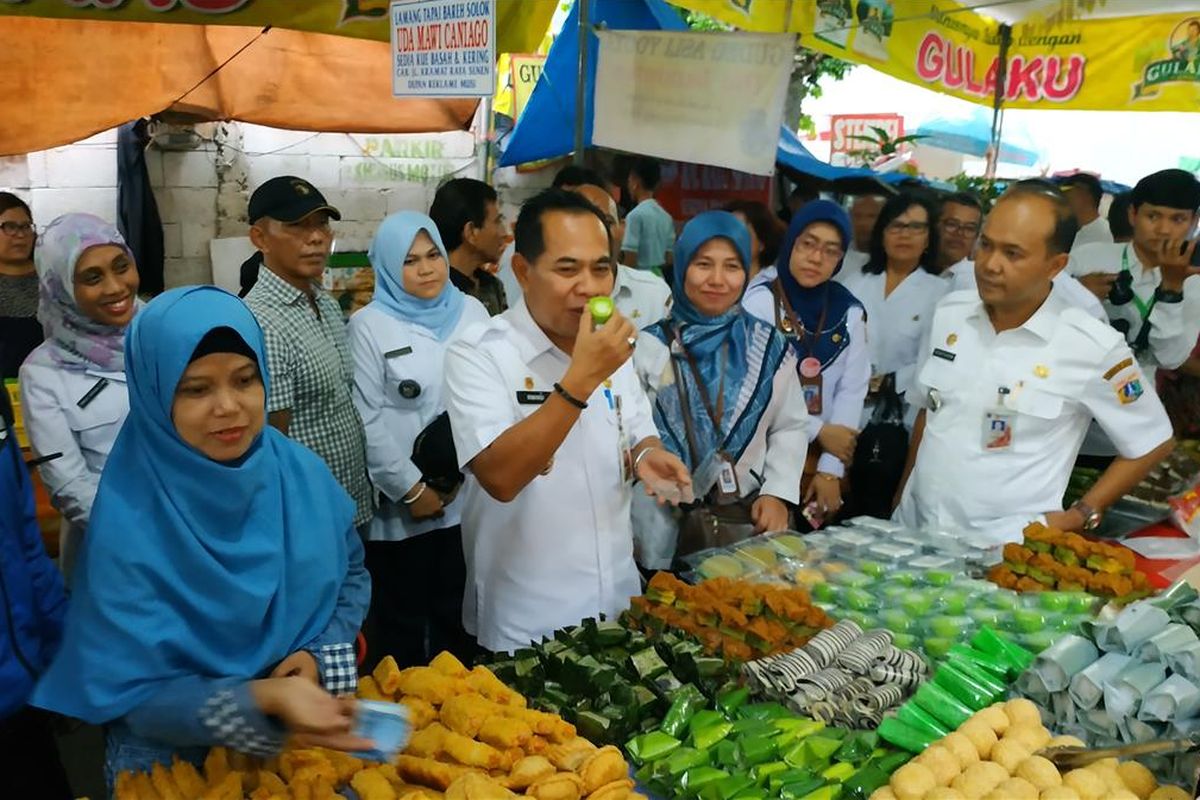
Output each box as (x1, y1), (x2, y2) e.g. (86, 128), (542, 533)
(621, 157), (676, 275)
(936, 192), (983, 278)
(1062, 173), (1113, 253)
(444, 189), (690, 653)
(895, 182), (1174, 546)
(1070, 168), (1200, 384)
(836, 194), (884, 282)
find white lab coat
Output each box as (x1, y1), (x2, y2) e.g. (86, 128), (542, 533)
(629, 328), (809, 568)
(348, 299), (490, 542)
(18, 354), (129, 583)
(840, 268), (949, 427)
(742, 282), (871, 478)
(444, 299), (658, 653)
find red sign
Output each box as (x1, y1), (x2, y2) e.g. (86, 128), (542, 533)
(655, 161), (771, 221)
(829, 114), (905, 155)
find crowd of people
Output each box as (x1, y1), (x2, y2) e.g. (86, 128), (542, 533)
(1, 157), (1199, 796)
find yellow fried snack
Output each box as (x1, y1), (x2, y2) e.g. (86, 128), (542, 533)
(292, 775), (339, 800)
(129, 772), (162, 800)
(281, 750), (337, 783)
(464, 666), (525, 708)
(441, 727), (511, 770)
(170, 757), (207, 797)
(229, 750), (257, 774)
(394, 755), (482, 791)
(359, 675), (391, 702)
(546, 738), (597, 772)
(257, 770), (289, 794)
(353, 767), (400, 800)
(150, 762), (185, 800)
(249, 788), (289, 800)
(290, 763), (341, 791)
(396, 667), (465, 706)
(200, 772), (243, 800)
(444, 771), (518, 800)
(400, 696), (440, 730)
(524, 736), (550, 755)
(577, 746), (628, 794)
(477, 714), (533, 750)
(407, 722), (451, 759)
(525, 772), (584, 800)
(440, 694), (499, 737)
(497, 706), (574, 743)
(396, 789), (445, 800)
(114, 772), (138, 800)
(374, 656), (406, 695)
(205, 747), (231, 786)
(588, 778), (636, 800)
(430, 651), (471, 678)
(503, 756), (556, 791)
(319, 747), (365, 783)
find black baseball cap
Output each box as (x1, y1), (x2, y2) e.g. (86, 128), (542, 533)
(248, 176), (342, 224)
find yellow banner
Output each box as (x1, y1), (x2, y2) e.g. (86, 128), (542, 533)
(0, 0), (557, 55)
(509, 53), (546, 121)
(675, 0), (1200, 112)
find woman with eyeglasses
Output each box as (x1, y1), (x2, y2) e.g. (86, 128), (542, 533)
(841, 192), (949, 429)
(0, 193), (42, 380)
(743, 201), (870, 526)
(18, 214), (139, 584)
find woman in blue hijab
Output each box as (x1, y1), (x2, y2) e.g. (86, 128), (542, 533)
(348, 211), (489, 670)
(32, 286), (372, 782)
(742, 200), (871, 526)
(633, 211), (809, 566)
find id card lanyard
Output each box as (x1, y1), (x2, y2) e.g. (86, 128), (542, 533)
(1123, 247), (1158, 354)
(773, 280), (829, 415)
(982, 386), (1015, 452)
(672, 328), (739, 503)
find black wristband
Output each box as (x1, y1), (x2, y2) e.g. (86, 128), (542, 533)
(1155, 286), (1185, 303)
(553, 382), (588, 410)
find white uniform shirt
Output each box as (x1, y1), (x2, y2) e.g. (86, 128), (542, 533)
(18, 355), (129, 581)
(444, 299), (658, 653)
(947, 258), (1107, 321)
(1069, 242), (1200, 381)
(840, 268), (950, 423)
(630, 331), (809, 568)
(895, 289), (1173, 547)
(742, 282), (871, 478)
(834, 248), (870, 286)
(347, 298), (491, 542)
(493, 253), (670, 331)
(1071, 216), (1114, 252)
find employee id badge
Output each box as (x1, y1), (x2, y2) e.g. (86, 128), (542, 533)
(800, 374), (823, 416)
(714, 451), (741, 505)
(981, 407), (1016, 451)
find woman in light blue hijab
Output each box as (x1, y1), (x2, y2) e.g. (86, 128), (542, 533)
(348, 211), (489, 669)
(632, 211), (810, 567)
(32, 286), (372, 783)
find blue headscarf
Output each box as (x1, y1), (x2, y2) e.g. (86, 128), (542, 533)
(646, 211), (789, 474)
(32, 286), (353, 724)
(775, 200), (862, 368)
(368, 211), (466, 340)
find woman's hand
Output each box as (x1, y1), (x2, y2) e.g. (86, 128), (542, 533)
(270, 651), (319, 684)
(751, 495), (790, 534)
(404, 482), (445, 521)
(817, 424), (858, 466)
(803, 473), (843, 519)
(252, 677), (373, 752)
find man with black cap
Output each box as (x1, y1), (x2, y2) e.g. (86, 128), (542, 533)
(243, 176), (374, 528)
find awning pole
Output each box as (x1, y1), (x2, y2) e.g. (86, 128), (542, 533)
(986, 24), (1012, 179)
(573, 0), (590, 166)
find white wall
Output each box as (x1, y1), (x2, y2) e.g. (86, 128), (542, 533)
(0, 122), (481, 288)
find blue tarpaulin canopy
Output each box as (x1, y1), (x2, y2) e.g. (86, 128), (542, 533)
(500, 0), (902, 191)
(915, 108), (1042, 167)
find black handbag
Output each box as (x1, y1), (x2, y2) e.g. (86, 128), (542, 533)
(411, 411), (463, 499)
(846, 373), (909, 520)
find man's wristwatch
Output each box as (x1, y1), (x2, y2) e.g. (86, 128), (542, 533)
(1071, 501), (1103, 532)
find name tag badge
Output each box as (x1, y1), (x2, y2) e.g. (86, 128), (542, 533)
(982, 409), (1016, 451)
(801, 378), (823, 416)
(77, 378), (110, 409)
(933, 348), (956, 362)
(384, 346), (413, 359)
(516, 390), (550, 405)
(716, 456), (740, 500)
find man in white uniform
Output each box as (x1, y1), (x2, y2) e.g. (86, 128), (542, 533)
(1062, 173), (1113, 253)
(896, 183), (1174, 546)
(444, 189), (691, 654)
(936, 192), (983, 280)
(835, 194), (884, 283)
(1071, 169), (1200, 384)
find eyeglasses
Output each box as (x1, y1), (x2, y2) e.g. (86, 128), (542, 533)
(886, 221), (930, 235)
(794, 236), (845, 262)
(0, 222), (34, 237)
(941, 220), (980, 236)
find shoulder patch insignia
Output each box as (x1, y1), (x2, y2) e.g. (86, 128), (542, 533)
(1115, 374), (1144, 404)
(1103, 357), (1135, 382)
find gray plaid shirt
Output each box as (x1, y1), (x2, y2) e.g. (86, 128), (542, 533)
(245, 267), (373, 527)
